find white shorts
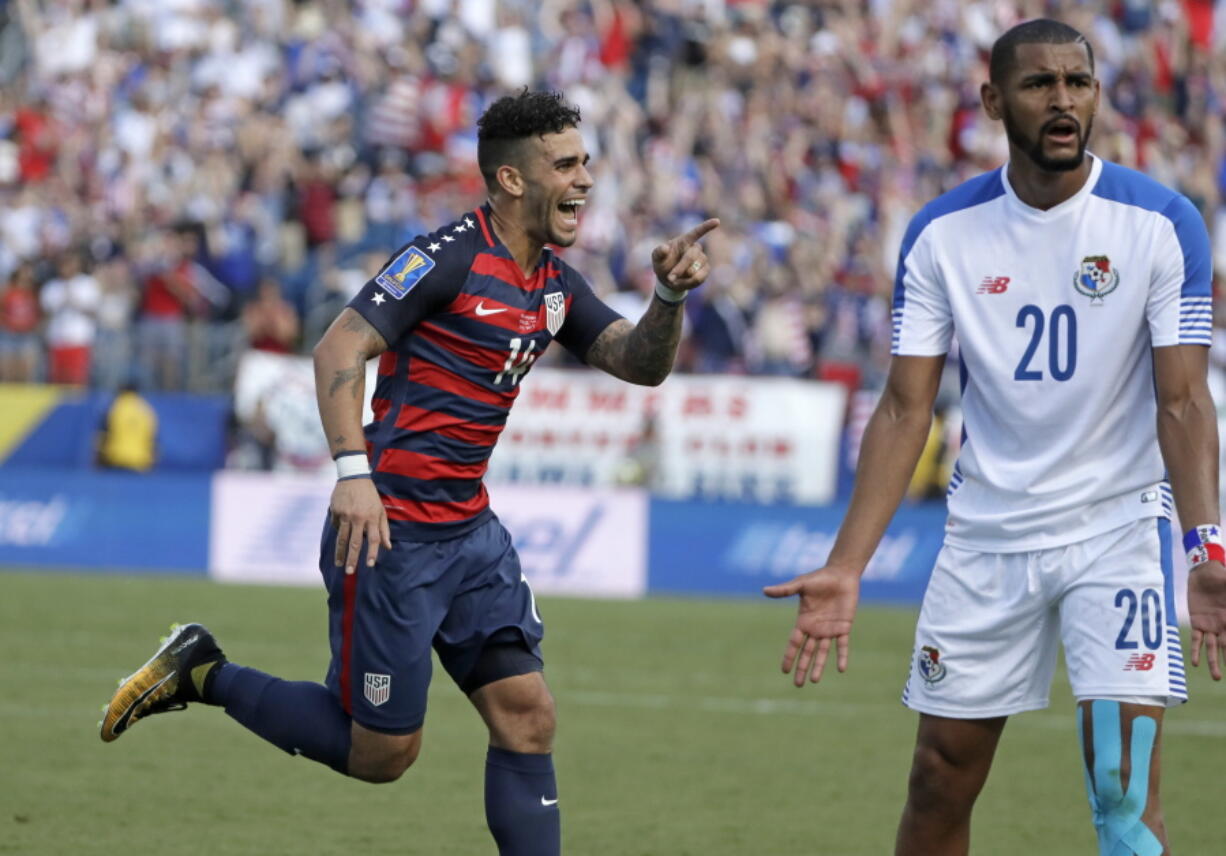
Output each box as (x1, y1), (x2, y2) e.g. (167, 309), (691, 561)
(902, 518), (1187, 718)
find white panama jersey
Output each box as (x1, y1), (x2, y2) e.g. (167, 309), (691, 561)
(892, 155), (1213, 552)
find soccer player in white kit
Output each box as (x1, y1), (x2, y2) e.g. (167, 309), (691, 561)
(766, 19), (1226, 855)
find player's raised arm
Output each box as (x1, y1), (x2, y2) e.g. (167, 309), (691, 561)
(1153, 344), (1226, 679)
(313, 308), (392, 575)
(583, 218), (719, 386)
(763, 354), (944, 686)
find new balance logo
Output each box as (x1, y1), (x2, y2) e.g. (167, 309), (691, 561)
(976, 276), (1010, 294)
(1124, 653), (1156, 672)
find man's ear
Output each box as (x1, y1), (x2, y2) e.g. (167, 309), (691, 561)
(496, 164), (525, 199)
(981, 81), (1003, 121)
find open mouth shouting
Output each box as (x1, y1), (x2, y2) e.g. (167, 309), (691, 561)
(1042, 116), (1081, 148)
(557, 197), (586, 229)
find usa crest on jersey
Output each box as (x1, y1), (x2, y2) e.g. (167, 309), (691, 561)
(364, 672), (391, 706)
(544, 291), (567, 335)
(1074, 255), (1119, 304)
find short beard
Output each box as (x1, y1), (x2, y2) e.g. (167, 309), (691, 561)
(1002, 110), (1093, 173)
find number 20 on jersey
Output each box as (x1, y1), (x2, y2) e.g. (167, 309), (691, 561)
(1015, 304), (1077, 382)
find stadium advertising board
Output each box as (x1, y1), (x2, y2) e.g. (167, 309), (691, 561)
(486, 368), (846, 504)
(233, 357), (845, 503)
(209, 472), (647, 597)
(646, 499), (950, 603)
(0, 469), (209, 573)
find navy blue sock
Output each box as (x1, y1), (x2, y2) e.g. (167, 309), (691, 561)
(209, 663), (352, 775)
(484, 747), (560, 856)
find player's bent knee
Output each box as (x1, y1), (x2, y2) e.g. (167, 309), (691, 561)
(473, 674), (557, 753)
(349, 724), (422, 784)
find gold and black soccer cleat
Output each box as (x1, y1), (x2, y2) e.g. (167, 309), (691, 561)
(99, 622), (224, 743)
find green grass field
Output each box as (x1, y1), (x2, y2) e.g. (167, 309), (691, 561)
(3, 569), (1224, 855)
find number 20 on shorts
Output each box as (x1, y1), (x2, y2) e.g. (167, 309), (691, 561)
(1114, 588), (1162, 651)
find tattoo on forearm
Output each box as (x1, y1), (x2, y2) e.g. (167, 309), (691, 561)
(625, 302), (683, 381)
(328, 352), (366, 399)
(588, 300), (683, 385)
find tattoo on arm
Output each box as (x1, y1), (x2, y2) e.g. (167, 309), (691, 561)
(341, 311), (389, 353)
(327, 352), (367, 400)
(317, 308), (389, 456)
(587, 299), (684, 385)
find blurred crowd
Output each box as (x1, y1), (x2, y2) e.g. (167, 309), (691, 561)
(0, 0), (1224, 393)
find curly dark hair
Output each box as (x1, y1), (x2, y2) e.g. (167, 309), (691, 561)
(476, 90), (582, 190)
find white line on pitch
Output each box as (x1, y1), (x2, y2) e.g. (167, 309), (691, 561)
(560, 690), (1226, 737)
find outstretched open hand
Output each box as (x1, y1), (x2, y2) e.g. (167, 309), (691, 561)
(763, 568), (860, 687)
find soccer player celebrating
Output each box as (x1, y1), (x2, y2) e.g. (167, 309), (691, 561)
(101, 90), (718, 855)
(766, 19), (1226, 855)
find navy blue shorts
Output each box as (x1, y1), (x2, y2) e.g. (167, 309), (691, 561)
(319, 515), (544, 734)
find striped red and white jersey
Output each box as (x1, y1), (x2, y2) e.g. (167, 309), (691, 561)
(347, 203), (622, 541)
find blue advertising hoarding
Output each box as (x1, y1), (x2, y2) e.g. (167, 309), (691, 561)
(0, 468), (210, 573)
(648, 498), (948, 603)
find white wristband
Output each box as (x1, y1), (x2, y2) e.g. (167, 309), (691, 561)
(654, 281), (688, 304)
(335, 453), (371, 481)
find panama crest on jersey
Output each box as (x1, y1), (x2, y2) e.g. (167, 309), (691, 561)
(544, 291), (566, 335)
(1073, 255), (1120, 304)
(917, 645), (947, 686)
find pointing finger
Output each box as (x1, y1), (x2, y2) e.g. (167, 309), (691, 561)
(679, 218), (720, 247)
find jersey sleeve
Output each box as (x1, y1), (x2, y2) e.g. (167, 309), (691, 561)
(347, 237), (467, 348)
(1147, 194), (1213, 348)
(891, 218), (952, 356)
(552, 268), (625, 362)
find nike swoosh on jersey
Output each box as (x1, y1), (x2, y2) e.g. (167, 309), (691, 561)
(474, 302), (507, 316)
(540, 796), (559, 807)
